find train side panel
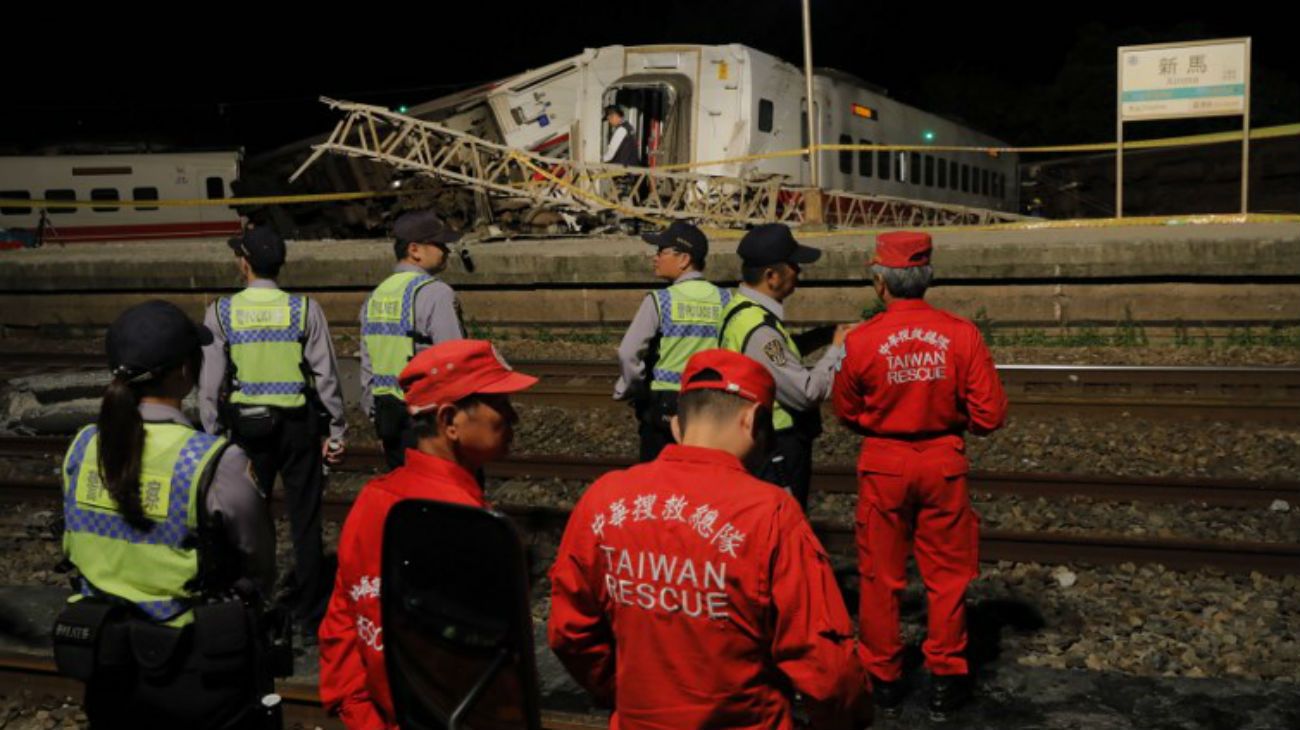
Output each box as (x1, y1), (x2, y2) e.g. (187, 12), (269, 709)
(0, 152), (242, 242)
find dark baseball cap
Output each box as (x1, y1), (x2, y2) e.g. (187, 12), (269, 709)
(736, 223), (821, 267)
(394, 210), (463, 246)
(641, 221), (708, 259)
(106, 300), (213, 382)
(227, 227), (286, 270)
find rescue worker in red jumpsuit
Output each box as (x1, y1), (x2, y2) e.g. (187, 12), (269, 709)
(832, 231), (1008, 717)
(318, 340), (537, 729)
(549, 349), (870, 730)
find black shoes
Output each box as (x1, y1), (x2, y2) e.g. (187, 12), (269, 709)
(928, 673), (972, 716)
(870, 676), (907, 714)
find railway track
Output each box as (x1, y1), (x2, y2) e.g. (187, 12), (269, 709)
(0, 651), (604, 730)
(5, 351), (1299, 421)
(5, 436), (1298, 508)
(3, 451), (1298, 574)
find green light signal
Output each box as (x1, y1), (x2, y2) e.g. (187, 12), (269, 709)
(922, 130), (936, 142)
(397, 105), (409, 114)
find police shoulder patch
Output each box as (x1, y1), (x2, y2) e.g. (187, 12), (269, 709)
(763, 339), (788, 367)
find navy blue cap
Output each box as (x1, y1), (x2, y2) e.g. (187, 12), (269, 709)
(106, 300), (212, 382)
(227, 226), (286, 270)
(641, 221), (708, 259)
(394, 210), (463, 245)
(736, 223), (821, 267)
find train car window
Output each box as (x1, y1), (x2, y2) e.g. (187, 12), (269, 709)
(949, 160), (959, 190)
(91, 188), (119, 212)
(924, 155), (935, 187)
(877, 145), (891, 179)
(937, 158), (948, 188)
(133, 187), (160, 212)
(206, 177), (225, 199)
(999, 173), (1008, 199)
(909, 153), (921, 184)
(758, 99), (774, 133)
(895, 152), (906, 182)
(45, 189), (76, 214)
(961, 164), (970, 193)
(838, 134), (852, 175)
(1, 190), (31, 215)
(858, 139), (872, 178)
(981, 169), (990, 196)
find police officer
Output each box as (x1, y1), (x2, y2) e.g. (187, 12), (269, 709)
(602, 104), (640, 167)
(550, 349), (869, 729)
(832, 231), (1008, 716)
(56, 300), (280, 729)
(615, 221), (730, 462)
(360, 210), (467, 469)
(198, 226), (347, 641)
(320, 340), (537, 729)
(717, 223), (851, 508)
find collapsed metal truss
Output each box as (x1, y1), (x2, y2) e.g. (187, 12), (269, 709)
(292, 98), (1027, 229)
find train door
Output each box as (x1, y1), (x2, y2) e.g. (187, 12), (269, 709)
(193, 162), (241, 232)
(602, 74), (693, 168)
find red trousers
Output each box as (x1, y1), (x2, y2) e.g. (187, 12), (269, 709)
(854, 438), (979, 681)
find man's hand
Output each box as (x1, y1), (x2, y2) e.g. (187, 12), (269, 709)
(322, 438), (346, 465)
(832, 323), (854, 347)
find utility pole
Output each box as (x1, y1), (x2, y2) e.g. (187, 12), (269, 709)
(801, 0), (825, 225)
(801, 0), (819, 188)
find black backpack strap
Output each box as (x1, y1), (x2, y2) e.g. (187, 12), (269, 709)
(189, 439), (236, 600)
(719, 301), (784, 354)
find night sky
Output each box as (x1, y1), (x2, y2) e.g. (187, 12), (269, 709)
(7, 3), (1295, 156)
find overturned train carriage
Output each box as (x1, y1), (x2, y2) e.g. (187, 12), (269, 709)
(249, 44), (1018, 236)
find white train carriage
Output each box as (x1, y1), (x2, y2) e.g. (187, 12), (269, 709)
(409, 44), (1017, 212)
(0, 152), (242, 243)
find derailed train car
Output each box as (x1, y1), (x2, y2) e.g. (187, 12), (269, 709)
(250, 44), (1017, 236)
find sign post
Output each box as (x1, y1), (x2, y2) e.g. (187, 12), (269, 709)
(1116, 38), (1251, 217)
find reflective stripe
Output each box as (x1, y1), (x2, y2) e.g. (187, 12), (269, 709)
(651, 369), (682, 384)
(77, 583), (187, 623)
(372, 374), (400, 389)
(359, 321), (409, 338)
(238, 381), (306, 396)
(63, 427), (216, 549)
(661, 323), (721, 338)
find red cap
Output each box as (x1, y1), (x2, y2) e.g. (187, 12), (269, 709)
(872, 231), (933, 268)
(399, 340), (538, 415)
(679, 349), (775, 410)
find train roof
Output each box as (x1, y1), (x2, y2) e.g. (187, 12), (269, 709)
(0, 151), (241, 163)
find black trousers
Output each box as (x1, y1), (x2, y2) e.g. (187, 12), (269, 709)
(373, 395), (416, 470)
(758, 427), (815, 510)
(233, 406), (329, 628)
(635, 391), (678, 464)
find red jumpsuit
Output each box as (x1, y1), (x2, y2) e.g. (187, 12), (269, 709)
(832, 299), (1007, 682)
(318, 449), (488, 730)
(548, 444), (867, 730)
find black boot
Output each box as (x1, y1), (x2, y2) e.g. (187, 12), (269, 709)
(928, 673), (972, 717)
(871, 675), (907, 714)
